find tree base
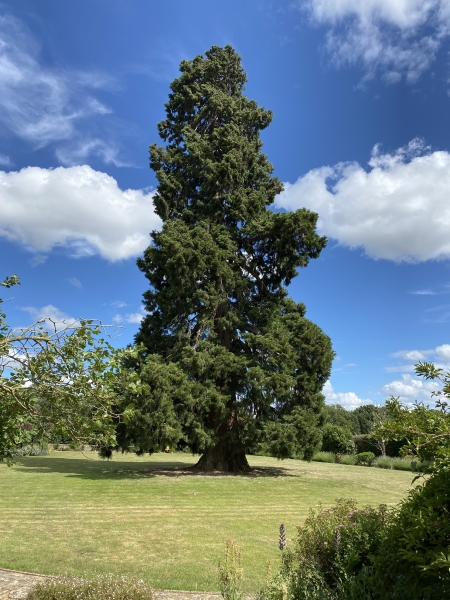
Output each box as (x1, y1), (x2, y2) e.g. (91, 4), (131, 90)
(191, 445), (251, 473)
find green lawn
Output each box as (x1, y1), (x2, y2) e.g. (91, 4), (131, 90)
(0, 452), (416, 592)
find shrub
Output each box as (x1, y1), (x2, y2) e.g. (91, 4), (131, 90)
(322, 424), (355, 455)
(373, 456), (393, 469)
(391, 457), (415, 471)
(13, 443), (48, 457)
(259, 472), (450, 599)
(26, 574), (153, 600)
(311, 451), (336, 463)
(355, 451), (375, 466)
(338, 454), (358, 465)
(370, 469), (450, 598)
(257, 498), (391, 600)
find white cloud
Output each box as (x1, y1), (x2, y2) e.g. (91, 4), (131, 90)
(28, 253), (47, 267)
(303, 0), (449, 83)
(385, 343), (450, 380)
(382, 373), (440, 404)
(410, 289), (435, 295)
(110, 301), (128, 308)
(113, 306), (147, 324)
(55, 138), (132, 168)
(435, 343), (450, 361)
(20, 304), (78, 333)
(0, 165), (160, 261)
(276, 139), (450, 263)
(0, 13), (125, 165)
(67, 277), (82, 288)
(0, 154), (11, 166)
(323, 380), (373, 410)
(424, 304), (450, 322)
(392, 349), (429, 361)
(384, 364), (417, 373)
(125, 311), (146, 324)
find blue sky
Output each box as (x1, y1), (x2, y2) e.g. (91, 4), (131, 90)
(2, 0), (450, 409)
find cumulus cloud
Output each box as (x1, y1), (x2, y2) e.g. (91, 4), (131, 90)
(0, 165), (160, 261)
(382, 373), (440, 404)
(303, 0), (449, 83)
(387, 345), (447, 371)
(113, 306), (147, 324)
(392, 349), (429, 361)
(436, 343), (450, 361)
(276, 139), (450, 263)
(20, 304), (78, 333)
(323, 380), (373, 410)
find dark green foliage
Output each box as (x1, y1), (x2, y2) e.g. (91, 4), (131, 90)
(323, 404), (386, 436)
(355, 452), (375, 466)
(352, 404), (381, 435)
(370, 469), (450, 598)
(26, 574), (153, 600)
(129, 45), (334, 471)
(353, 434), (405, 457)
(353, 435), (377, 454)
(323, 404), (359, 433)
(321, 423), (355, 455)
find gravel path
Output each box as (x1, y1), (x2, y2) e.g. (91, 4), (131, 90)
(0, 568), (253, 600)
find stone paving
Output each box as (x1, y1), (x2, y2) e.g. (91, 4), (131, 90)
(0, 568), (252, 600)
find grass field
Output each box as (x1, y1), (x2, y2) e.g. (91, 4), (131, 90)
(0, 451), (417, 593)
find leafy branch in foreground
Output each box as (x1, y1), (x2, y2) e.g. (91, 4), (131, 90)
(374, 361), (450, 472)
(0, 275), (134, 463)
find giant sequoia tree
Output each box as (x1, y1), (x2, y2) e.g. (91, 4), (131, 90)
(131, 46), (334, 472)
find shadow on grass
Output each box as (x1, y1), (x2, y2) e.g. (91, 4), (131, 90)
(12, 455), (299, 480)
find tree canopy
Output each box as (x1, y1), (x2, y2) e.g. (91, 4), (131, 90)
(120, 45), (334, 472)
(0, 275), (131, 463)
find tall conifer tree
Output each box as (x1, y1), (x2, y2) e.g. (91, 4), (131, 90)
(133, 45), (334, 472)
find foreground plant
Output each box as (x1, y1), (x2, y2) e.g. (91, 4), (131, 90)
(218, 539), (244, 600)
(26, 574), (153, 600)
(258, 498), (390, 600)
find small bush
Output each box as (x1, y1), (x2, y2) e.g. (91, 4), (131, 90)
(26, 574), (153, 600)
(257, 498), (391, 600)
(13, 443), (48, 457)
(391, 457), (415, 471)
(355, 451), (375, 466)
(373, 456), (393, 469)
(311, 451), (336, 463)
(338, 454), (358, 465)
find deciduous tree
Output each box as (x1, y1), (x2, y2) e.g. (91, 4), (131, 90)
(0, 275), (131, 463)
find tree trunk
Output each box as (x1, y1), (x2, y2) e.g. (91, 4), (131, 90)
(192, 440), (251, 472)
(191, 401), (251, 473)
